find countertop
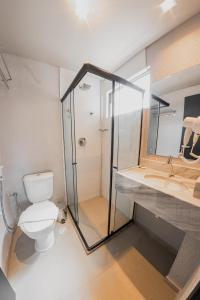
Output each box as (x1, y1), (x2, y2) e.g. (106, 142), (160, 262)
(117, 166), (200, 208)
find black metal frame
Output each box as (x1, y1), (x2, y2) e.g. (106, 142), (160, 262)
(61, 63), (143, 102)
(152, 94), (170, 107)
(61, 63), (144, 252)
(68, 205), (134, 253)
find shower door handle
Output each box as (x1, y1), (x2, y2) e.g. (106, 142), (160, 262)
(72, 162), (77, 165)
(113, 166), (118, 170)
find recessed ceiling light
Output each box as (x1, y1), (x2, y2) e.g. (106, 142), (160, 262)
(160, 0), (177, 13)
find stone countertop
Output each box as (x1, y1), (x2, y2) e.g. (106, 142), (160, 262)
(117, 166), (200, 208)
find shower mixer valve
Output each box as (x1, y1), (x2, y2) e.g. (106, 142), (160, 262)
(78, 138), (87, 147)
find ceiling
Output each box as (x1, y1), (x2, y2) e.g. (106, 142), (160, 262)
(0, 0), (200, 72)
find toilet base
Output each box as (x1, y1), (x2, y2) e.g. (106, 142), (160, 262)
(35, 231), (55, 253)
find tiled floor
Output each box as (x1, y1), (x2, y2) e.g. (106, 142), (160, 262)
(78, 196), (129, 246)
(8, 217), (177, 300)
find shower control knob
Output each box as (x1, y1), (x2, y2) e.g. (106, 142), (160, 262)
(78, 138), (87, 147)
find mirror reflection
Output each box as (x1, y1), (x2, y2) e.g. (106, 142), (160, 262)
(148, 64), (200, 161)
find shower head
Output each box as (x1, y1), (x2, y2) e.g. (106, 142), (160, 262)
(79, 83), (91, 91)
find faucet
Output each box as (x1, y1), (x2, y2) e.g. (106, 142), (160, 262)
(167, 156), (175, 177)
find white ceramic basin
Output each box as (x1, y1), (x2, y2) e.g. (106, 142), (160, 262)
(144, 174), (192, 192)
(118, 167), (200, 208)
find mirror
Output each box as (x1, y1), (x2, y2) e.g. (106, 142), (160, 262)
(147, 64), (200, 161)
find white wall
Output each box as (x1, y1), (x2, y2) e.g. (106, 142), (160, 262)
(147, 14), (200, 82)
(74, 74), (102, 202)
(60, 69), (103, 202)
(0, 54), (65, 212)
(115, 50), (146, 79)
(59, 68), (75, 99)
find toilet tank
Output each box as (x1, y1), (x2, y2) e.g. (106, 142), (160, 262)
(23, 172), (53, 203)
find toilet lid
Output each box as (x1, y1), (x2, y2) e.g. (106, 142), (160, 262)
(18, 201), (59, 233)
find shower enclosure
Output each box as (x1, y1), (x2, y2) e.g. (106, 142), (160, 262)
(61, 64), (144, 251)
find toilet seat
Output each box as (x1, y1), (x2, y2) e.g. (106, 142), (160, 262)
(18, 201), (58, 233)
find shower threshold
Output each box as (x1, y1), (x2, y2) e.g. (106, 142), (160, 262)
(68, 196), (135, 253)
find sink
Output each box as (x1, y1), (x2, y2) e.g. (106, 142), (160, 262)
(164, 180), (188, 192)
(119, 167), (199, 208)
(144, 174), (191, 192)
(144, 174), (168, 180)
(122, 167), (195, 192)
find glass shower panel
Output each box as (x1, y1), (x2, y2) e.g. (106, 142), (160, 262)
(111, 83), (143, 232)
(62, 93), (78, 221)
(73, 73), (112, 247)
(62, 64), (144, 251)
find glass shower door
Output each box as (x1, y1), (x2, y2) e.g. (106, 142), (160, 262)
(62, 63), (144, 251)
(110, 83), (143, 233)
(72, 73), (112, 248)
(62, 92), (78, 222)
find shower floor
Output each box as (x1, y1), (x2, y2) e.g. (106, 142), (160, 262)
(78, 197), (129, 247)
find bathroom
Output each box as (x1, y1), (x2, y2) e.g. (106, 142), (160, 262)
(0, 1), (200, 299)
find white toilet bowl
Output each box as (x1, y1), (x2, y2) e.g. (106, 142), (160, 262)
(19, 201), (58, 252)
(18, 172), (59, 252)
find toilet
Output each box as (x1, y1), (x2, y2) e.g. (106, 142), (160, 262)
(18, 172), (59, 252)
